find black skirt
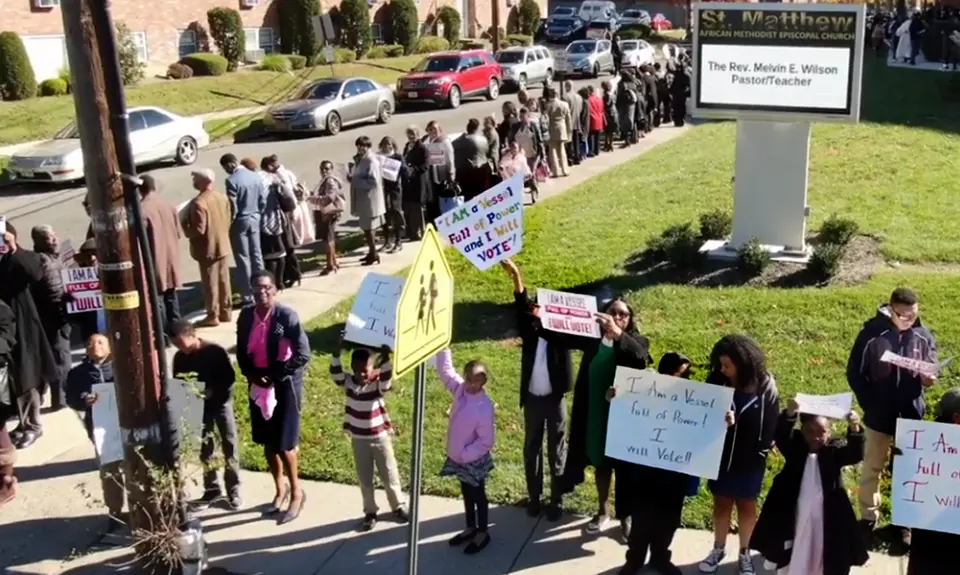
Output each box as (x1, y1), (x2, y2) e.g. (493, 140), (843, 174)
(248, 376), (302, 452)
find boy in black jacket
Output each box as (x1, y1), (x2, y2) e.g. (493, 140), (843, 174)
(65, 333), (125, 532)
(170, 319), (241, 509)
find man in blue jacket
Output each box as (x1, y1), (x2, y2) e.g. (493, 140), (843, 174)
(847, 287), (937, 545)
(219, 153), (265, 307)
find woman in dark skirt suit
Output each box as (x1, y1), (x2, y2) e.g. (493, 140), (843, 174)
(236, 270), (311, 524)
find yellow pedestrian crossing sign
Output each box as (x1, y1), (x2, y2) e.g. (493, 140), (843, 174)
(394, 224), (454, 377)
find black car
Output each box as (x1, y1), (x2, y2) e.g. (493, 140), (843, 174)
(539, 16), (586, 44)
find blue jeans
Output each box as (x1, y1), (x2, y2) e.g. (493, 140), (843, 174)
(230, 215), (263, 302)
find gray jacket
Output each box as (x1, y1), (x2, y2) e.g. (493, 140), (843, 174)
(563, 92), (584, 133)
(425, 135), (455, 184)
(453, 132), (489, 174)
(225, 166), (266, 222)
(349, 152), (386, 221)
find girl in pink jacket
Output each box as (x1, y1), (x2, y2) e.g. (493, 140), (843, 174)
(436, 348), (495, 555)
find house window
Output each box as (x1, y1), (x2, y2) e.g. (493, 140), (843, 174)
(371, 23), (383, 44)
(131, 31), (148, 62)
(244, 27), (275, 53)
(34, 0), (60, 8)
(177, 29), (197, 58)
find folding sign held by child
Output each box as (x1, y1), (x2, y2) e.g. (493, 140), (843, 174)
(331, 331), (409, 532)
(750, 398), (868, 575)
(435, 347), (496, 555)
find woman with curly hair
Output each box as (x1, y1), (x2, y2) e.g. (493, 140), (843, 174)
(699, 334), (779, 575)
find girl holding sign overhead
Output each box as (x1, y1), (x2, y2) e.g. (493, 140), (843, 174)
(750, 398), (867, 575)
(700, 334), (779, 575)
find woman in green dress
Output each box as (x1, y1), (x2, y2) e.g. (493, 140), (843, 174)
(563, 296), (651, 538)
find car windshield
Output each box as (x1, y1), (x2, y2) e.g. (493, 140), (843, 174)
(553, 7), (575, 16)
(299, 81), (342, 100)
(54, 122), (80, 139)
(415, 56), (460, 73)
(496, 51), (525, 64)
(568, 41), (597, 54)
(620, 41), (640, 51)
(623, 10), (642, 18)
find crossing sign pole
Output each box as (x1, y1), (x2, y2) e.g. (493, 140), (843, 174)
(394, 225), (453, 575)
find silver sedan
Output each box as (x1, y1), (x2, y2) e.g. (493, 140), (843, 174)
(261, 77), (395, 136)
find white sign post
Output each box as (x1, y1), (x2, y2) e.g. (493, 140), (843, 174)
(691, 3), (866, 260)
(605, 367), (735, 479)
(346, 273), (404, 349)
(434, 173), (524, 271)
(536, 288), (600, 339)
(891, 418), (960, 535)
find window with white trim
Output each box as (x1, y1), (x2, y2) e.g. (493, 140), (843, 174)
(34, 0), (60, 8)
(243, 27), (275, 53)
(177, 29), (197, 59)
(371, 23), (383, 44)
(131, 31), (148, 62)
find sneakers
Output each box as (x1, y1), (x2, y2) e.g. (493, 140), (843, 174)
(620, 517), (632, 544)
(585, 514), (609, 534)
(358, 513), (377, 532)
(392, 507), (410, 524)
(227, 493), (243, 510)
(698, 546), (725, 573)
(193, 490), (222, 509)
(737, 551), (755, 574)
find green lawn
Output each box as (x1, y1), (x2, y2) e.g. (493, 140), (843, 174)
(233, 58), (960, 530)
(0, 56), (422, 147)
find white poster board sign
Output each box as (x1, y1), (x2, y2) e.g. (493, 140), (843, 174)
(91, 382), (124, 465)
(795, 392), (853, 420)
(345, 273), (404, 349)
(880, 350), (952, 378)
(891, 418), (960, 535)
(427, 142), (447, 167)
(166, 378), (206, 442)
(605, 367), (735, 479)
(434, 173), (524, 271)
(62, 267), (103, 314)
(536, 288), (600, 339)
(379, 155), (402, 182)
(60, 239), (76, 267)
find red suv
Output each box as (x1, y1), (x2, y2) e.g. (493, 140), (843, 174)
(396, 50), (502, 109)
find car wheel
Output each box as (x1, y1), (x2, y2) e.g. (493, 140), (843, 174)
(326, 111), (341, 135)
(175, 137), (198, 165)
(376, 101), (392, 124)
(485, 78), (500, 100)
(592, 63), (600, 78)
(446, 85), (461, 109)
(517, 73), (527, 92)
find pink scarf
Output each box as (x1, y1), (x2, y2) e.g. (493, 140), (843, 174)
(249, 384), (278, 420)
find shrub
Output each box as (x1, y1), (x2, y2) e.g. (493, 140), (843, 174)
(647, 222), (703, 269)
(166, 62), (194, 80)
(618, 26), (651, 40)
(818, 213), (859, 247)
(206, 7), (245, 71)
(38, 78), (68, 96)
(809, 242), (845, 281)
(366, 44), (405, 59)
(116, 22), (146, 86)
(339, 0), (372, 54)
(285, 54), (308, 69)
(415, 35), (450, 54)
(461, 40), (486, 50)
(506, 34), (533, 46)
(699, 209), (732, 240)
(57, 66), (72, 93)
(186, 21), (212, 52)
(179, 53), (228, 76)
(0, 31), (37, 100)
(279, 0), (319, 57)
(737, 237), (771, 277)
(517, 0), (541, 36)
(258, 54), (292, 72)
(388, 0), (419, 55)
(335, 47), (357, 63)
(437, 6), (461, 46)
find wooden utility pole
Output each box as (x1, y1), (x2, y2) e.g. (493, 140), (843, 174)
(492, 0), (502, 52)
(60, 2), (175, 572)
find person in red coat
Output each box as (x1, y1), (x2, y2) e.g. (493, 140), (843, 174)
(586, 86), (605, 158)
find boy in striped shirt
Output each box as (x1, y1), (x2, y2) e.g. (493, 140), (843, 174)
(332, 332), (409, 532)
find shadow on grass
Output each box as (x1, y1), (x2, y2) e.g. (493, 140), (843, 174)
(860, 55), (960, 134)
(206, 89), (271, 107)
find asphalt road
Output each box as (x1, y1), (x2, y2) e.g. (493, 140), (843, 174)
(0, 75), (607, 291)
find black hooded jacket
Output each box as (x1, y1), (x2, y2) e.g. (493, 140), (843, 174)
(710, 371), (780, 476)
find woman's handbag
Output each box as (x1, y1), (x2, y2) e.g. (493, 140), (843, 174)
(439, 194), (465, 214)
(534, 158), (550, 182)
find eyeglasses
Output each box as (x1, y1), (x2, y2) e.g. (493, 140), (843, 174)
(609, 310), (631, 318)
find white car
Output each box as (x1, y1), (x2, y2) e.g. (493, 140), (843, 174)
(7, 106), (209, 184)
(619, 39), (656, 70)
(495, 46), (555, 91)
(619, 9), (652, 27)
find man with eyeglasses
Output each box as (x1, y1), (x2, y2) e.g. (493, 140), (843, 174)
(847, 287), (937, 550)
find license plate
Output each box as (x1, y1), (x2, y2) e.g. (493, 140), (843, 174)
(19, 170), (33, 177)
(407, 91), (418, 98)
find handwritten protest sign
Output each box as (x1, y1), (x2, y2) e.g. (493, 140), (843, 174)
(60, 239), (76, 267)
(605, 367), (734, 479)
(537, 288), (601, 338)
(91, 382), (124, 465)
(795, 392), (853, 420)
(427, 142), (447, 166)
(891, 418), (960, 535)
(345, 273), (404, 349)
(880, 350), (953, 377)
(434, 173), (524, 271)
(61, 267), (103, 314)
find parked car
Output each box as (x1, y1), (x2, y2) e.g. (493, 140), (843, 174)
(584, 20), (618, 40)
(396, 50), (502, 109)
(619, 9), (652, 28)
(549, 6), (578, 20)
(578, 0), (617, 23)
(619, 39), (656, 70)
(652, 13), (672, 31)
(555, 39), (615, 78)
(541, 16), (585, 44)
(495, 46), (555, 91)
(262, 77), (394, 136)
(6, 106), (208, 184)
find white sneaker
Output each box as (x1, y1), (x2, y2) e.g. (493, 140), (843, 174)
(738, 551), (756, 574)
(584, 514), (609, 533)
(698, 547), (725, 573)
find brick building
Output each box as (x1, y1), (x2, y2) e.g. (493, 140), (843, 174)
(3, 0), (549, 80)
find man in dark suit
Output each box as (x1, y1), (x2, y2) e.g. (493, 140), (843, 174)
(562, 81), (584, 166)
